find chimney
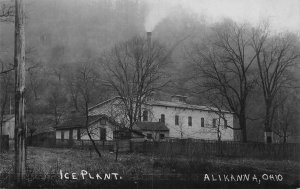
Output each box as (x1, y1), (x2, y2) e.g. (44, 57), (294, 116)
(147, 31), (152, 53)
(146, 91), (156, 102)
(147, 31), (152, 46)
(171, 95), (188, 103)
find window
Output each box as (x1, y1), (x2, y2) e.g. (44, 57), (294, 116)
(212, 119), (217, 128)
(61, 130), (64, 141)
(77, 129), (81, 140)
(160, 134), (165, 139)
(147, 133), (152, 139)
(100, 119), (106, 125)
(56, 131), (61, 139)
(161, 114), (165, 123)
(143, 110), (148, 121)
(175, 115), (179, 125)
(188, 116), (192, 126)
(201, 118), (204, 127)
(224, 119), (228, 129)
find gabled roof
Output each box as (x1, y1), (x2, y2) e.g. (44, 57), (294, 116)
(135, 122), (169, 131)
(89, 96), (122, 111)
(1, 115), (14, 122)
(54, 114), (119, 130)
(90, 96), (233, 114)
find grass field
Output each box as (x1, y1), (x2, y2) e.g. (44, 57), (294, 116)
(0, 147), (299, 188)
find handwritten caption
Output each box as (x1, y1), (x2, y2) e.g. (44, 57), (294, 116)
(59, 170), (122, 180)
(203, 174), (283, 184)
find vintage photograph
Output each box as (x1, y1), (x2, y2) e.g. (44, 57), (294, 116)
(0, 0), (299, 188)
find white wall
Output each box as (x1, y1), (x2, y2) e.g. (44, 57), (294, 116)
(2, 118), (15, 139)
(147, 106), (234, 141)
(81, 121), (115, 141)
(89, 99), (127, 124)
(55, 121), (116, 141)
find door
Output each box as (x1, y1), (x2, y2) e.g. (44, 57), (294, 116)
(100, 128), (107, 141)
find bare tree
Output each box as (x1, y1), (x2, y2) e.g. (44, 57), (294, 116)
(76, 60), (102, 158)
(272, 89), (299, 143)
(47, 83), (66, 126)
(252, 30), (299, 143)
(103, 35), (170, 130)
(64, 68), (80, 112)
(189, 22), (257, 142)
(0, 0), (14, 23)
(204, 95), (236, 140)
(26, 60), (43, 100)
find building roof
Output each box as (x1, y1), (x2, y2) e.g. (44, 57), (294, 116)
(89, 96), (121, 111)
(90, 96), (232, 114)
(54, 114), (119, 130)
(135, 122), (169, 131)
(147, 100), (232, 113)
(1, 114), (14, 122)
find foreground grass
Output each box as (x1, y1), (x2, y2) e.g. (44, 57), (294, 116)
(0, 147), (299, 188)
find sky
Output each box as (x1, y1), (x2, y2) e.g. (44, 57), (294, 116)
(144, 0), (300, 33)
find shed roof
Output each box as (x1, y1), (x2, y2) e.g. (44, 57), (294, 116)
(54, 114), (119, 130)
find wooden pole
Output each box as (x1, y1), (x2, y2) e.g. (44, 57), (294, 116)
(14, 0), (26, 184)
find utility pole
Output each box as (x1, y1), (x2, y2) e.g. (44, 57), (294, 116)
(14, 0), (26, 184)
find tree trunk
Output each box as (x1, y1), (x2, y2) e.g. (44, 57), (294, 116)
(239, 113), (247, 143)
(264, 102), (272, 132)
(84, 103), (101, 158)
(14, 0), (26, 184)
(264, 100), (273, 143)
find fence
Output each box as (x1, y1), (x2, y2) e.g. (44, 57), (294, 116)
(28, 137), (300, 161)
(131, 139), (300, 161)
(30, 138), (131, 152)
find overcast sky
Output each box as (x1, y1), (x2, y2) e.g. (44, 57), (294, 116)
(145, 0), (300, 33)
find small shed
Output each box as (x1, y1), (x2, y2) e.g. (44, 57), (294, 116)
(54, 114), (122, 142)
(133, 122), (169, 141)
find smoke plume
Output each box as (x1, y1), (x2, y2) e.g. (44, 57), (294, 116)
(143, 0), (300, 33)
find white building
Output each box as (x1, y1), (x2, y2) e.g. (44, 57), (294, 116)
(54, 114), (120, 141)
(1, 115), (15, 139)
(89, 95), (234, 141)
(54, 114), (144, 142)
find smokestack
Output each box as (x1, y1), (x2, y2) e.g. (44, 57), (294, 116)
(147, 31), (152, 49)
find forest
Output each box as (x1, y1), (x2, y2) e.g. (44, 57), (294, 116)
(0, 0), (299, 143)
